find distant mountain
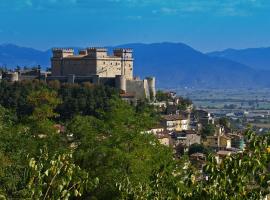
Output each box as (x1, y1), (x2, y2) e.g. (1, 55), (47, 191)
(0, 44), (51, 68)
(115, 43), (270, 88)
(208, 47), (270, 70)
(1, 42), (270, 88)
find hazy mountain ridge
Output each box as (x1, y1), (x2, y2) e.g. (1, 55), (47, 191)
(115, 43), (270, 88)
(0, 44), (51, 67)
(208, 47), (270, 70)
(1, 42), (270, 88)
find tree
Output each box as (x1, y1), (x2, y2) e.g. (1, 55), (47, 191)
(201, 124), (215, 138)
(156, 90), (170, 102)
(188, 143), (211, 155)
(27, 88), (61, 121)
(25, 148), (97, 200)
(219, 117), (230, 129)
(67, 98), (175, 199)
(25, 88), (62, 137)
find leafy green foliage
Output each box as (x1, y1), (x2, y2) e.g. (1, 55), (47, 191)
(26, 148), (97, 200)
(156, 90), (170, 102)
(1, 81), (270, 200)
(67, 98), (174, 199)
(188, 143), (211, 155)
(201, 124), (216, 138)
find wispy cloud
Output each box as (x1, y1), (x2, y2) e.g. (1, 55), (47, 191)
(0, 0), (78, 10)
(109, 0), (270, 17)
(1, 0), (270, 17)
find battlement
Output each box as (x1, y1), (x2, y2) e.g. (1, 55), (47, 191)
(79, 49), (87, 55)
(113, 48), (133, 58)
(86, 47), (108, 52)
(52, 48), (74, 58)
(52, 48), (74, 52)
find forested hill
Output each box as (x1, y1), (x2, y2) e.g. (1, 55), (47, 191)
(0, 80), (270, 199)
(1, 43), (270, 88)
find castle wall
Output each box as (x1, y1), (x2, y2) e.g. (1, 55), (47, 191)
(61, 58), (97, 76)
(126, 80), (147, 99)
(51, 48), (133, 79)
(146, 77), (156, 100)
(51, 59), (62, 76)
(49, 47), (155, 101)
(96, 58), (122, 77)
(115, 75), (126, 92)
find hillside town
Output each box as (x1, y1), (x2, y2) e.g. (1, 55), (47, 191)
(145, 91), (245, 165)
(0, 47), (246, 168)
(2, 0), (270, 198)
(0, 46), (270, 199)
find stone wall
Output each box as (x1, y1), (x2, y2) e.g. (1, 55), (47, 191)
(51, 48), (133, 80)
(126, 79), (147, 99)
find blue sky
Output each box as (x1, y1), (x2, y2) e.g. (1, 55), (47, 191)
(0, 0), (270, 52)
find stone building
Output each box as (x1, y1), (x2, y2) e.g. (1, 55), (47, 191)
(171, 130), (201, 147)
(48, 47), (156, 100)
(51, 48), (133, 79)
(161, 114), (190, 131)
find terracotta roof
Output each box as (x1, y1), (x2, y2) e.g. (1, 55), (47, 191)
(162, 114), (188, 121)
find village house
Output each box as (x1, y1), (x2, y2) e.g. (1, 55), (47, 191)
(161, 114), (190, 131)
(171, 130), (201, 147)
(215, 150), (236, 164)
(156, 131), (173, 146)
(144, 125), (165, 135)
(204, 134), (232, 150)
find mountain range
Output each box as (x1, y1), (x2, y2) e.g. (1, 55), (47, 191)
(208, 47), (270, 71)
(1, 42), (270, 89)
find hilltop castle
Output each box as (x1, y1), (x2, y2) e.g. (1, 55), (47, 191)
(48, 47), (156, 100)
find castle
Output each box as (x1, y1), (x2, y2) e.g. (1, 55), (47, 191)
(48, 47), (156, 100)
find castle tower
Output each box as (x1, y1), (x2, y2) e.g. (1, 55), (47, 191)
(86, 48), (108, 58)
(51, 48), (74, 76)
(115, 75), (126, 92)
(146, 77), (156, 100)
(113, 49), (133, 80)
(52, 48), (74, 58)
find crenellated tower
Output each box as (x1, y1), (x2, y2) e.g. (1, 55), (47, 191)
(51, 48), (74, 76)
(113, 49), (133, 80)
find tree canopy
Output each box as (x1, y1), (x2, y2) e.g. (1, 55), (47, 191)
(0, 80), (270, 199)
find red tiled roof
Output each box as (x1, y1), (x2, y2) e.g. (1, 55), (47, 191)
(162, 114), (188, 121)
